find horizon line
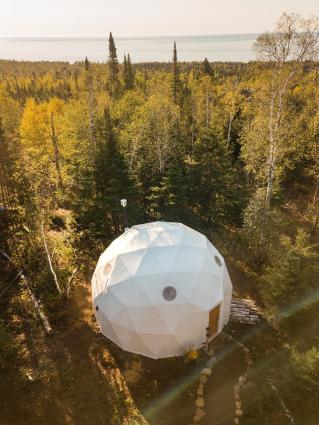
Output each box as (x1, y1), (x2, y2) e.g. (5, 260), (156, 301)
(0, 33), (260, 40)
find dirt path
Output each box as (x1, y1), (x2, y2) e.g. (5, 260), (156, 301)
(202, 338), (246, 425)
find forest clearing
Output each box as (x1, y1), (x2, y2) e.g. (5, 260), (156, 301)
(1, 11), (319, 425)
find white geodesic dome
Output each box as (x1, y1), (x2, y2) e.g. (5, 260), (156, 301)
(92, 222), (232, 359)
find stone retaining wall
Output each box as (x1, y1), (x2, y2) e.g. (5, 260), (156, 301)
(230, 298), (262, 325)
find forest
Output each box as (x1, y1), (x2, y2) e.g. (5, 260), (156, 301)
(0, 12), (319, 425)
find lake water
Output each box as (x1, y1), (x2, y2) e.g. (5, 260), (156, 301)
(0, 34), (258, 63)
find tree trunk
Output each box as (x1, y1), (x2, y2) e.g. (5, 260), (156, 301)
(265, 71), (295, 207)
(27, 285), (53, 334)
(41, 222), (62, 294)
(0, 251), (53, 335)
(265, 93), (276, 207)
(50, 112), (63, 189)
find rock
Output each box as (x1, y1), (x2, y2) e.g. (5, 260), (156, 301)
(197, 385), (204, 396)
(234, 384), (240, 394)
(235, 409), (243, 417)
(238, 375), (247, 385)
(247, 359), (253, 366)
(234, 418), (240, 425)
(193, 414), (201, 423)
(199, 375), (208, 385)
(195, 397), (205, 408)
(235, 401), (242, 409)
(195, 408), (205, 419)
(234, 393), (240, 401)
(201, 367), (212, 376)
(243, 347), (250, 353)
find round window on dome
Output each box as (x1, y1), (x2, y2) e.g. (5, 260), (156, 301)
(163, 286), (177, 301)
(214, 255), (222, 267)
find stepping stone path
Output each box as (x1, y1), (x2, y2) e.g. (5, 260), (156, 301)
(189, 331), (255, 425)
(190, 354), (216, 424)
(230, 298), (263, 325)
(226, 332), (254, 425)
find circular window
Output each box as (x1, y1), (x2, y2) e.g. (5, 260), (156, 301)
(162, 286), (177, 301)
(214, 255), (222, 267)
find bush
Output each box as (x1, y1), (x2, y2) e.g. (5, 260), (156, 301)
(259, 229), (319, 320)
(290, 346), (319, 389)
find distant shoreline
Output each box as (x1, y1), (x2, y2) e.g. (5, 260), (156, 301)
(0, 34), (258, 62)
(0, 33), (260, 40)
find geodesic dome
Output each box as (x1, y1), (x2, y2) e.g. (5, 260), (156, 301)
(92, 222), (232, 359)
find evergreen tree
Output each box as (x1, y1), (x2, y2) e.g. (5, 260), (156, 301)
(84, 56), (89, 71)
(126, 54), (134, 89)
(189, 129), (243, 229)
(123, 54), (128, 84)
(108, 32), (120, 95)
(93, 108), (136, 238)
(123, 54), (134, 90)
(172, 42), (181, 104)
(200, 58), (213, 76)
(260, 229), (319, 320)
(160, 160), (192, 224)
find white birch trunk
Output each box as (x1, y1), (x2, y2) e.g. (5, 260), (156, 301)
(0, 251), (53, 335)
(41, 222), (62, 294)
(265, 92), (276, 207)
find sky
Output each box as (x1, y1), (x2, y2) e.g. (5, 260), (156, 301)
(0, 0), (319, 38)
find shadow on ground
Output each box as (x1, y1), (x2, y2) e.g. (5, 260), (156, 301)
(0, 282), (251, 425)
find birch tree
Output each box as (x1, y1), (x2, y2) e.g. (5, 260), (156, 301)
(253, 13), (319, 206)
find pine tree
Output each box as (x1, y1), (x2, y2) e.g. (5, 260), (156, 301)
(126, 54), (134, 90)
(201, 58), (213, 76)
(123, 54), (128, 84)
(108, 32), (120, 95)
(84, 56), (89, 71)
(189, 129), (243, 229)
(93, 108), (136, 237)
(172, 42), (181, 104)
(160, 160), (192, 224)
(123, 54), (134, 90)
